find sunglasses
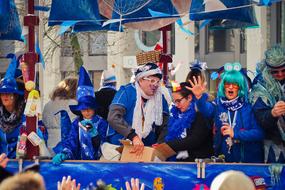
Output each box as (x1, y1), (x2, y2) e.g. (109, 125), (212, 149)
(143, 77), (161, 85)
(270, 68), (285, 75)
(224, 83), (239, 90)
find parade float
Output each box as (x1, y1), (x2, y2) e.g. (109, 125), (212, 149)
(1, 0), (285, 189)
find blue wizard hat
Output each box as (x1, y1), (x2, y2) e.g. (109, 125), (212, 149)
(69, 66), (98, 115)
(0, 54), (24, 95)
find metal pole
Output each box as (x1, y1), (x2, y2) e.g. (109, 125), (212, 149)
(23, 0), (39, 159)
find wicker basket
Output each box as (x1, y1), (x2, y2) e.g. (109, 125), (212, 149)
(136, 50), (161, 65)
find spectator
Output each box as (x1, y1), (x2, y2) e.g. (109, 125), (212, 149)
(42, 77), (78, 154)
(190, 62), (264, 163)
(210, 170), (255, 190)
(250, 45), (285, 163)
(0, 171), (46, 190)
(158, 81), (213, 162)
(108, 63), (169, 155)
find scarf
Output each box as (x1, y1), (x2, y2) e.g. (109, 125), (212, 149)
(165, 101), (196, 142)
(0, 101), (25, 133)
(220, 96), (244, 111)
(132, 82), (163, 139)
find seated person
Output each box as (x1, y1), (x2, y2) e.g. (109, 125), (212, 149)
(52, 66), (117, 165)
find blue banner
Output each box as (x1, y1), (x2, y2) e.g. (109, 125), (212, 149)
(5, 161), (285, 190)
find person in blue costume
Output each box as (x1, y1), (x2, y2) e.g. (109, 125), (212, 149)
(108, 63), (169, 155)
(189, 62), (264, 163)
(52, 66), (112, 165)
(0, 54), (25, 159)
(161, 81), (213, 162)
(249, 45), (285, 163)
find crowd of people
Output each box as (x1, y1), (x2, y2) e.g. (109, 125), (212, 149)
(0, 45), (284, 188)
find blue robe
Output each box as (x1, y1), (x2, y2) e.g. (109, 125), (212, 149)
(196, 94), (264, 163)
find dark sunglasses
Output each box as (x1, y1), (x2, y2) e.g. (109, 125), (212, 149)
(270, 68), (285, 75)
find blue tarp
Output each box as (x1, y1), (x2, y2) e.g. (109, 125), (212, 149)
(190, 0), (258, 26)
(0, 0), (22, 41)
(6, 161), (285, 190)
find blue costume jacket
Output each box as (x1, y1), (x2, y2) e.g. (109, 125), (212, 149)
(110, 83), (169, 146)
(0, 117), (48, 159)
(61, 115), (108, 160)
(196, 94), (264, 163)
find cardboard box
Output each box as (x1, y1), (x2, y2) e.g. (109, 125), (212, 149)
(119, 140), (166, 162)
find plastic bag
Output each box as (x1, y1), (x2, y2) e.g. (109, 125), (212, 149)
(190, 0), (257, 25)
(48, 0), (102, 26)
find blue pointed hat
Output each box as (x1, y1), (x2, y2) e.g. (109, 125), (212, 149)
(69, 66), (98, 115)
(0, 54), (24, 95)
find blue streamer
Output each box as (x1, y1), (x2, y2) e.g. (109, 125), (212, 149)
(58, 21), (78, 35)
(199, 19), (212, 30)
(176, 18), (194, 36)
(35, 37), (45, 69)
(148, 8), (172, 18)
(34, 6), (50, 12)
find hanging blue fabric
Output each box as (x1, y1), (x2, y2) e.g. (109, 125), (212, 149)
(190, 0), (257, 25)
(257, 0), (282, 6)
(48, 0), (102, 27)
(0, 0), (22, 41)
(107, 0), (178, 31)
(209, 19), (259, 30)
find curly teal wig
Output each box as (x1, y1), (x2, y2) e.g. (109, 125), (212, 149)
(265, 45), (285, 68)
(217, 63), (248, 101)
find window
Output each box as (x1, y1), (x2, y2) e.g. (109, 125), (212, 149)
(205, 69), (219, 98)
(207, 29), (235, 53)
(88, 32), (107, 56)
(88, 70), (103, 90)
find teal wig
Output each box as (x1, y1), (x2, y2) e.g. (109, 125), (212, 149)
(217, 63), (249, 101)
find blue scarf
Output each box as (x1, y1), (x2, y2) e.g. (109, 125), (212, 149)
(220, 97), (244, 112)
(165, 101), (196, 142)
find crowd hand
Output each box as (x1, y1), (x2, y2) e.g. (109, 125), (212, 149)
(57, 176), (81, 190)
(0, 153), (8, 168)
(125, 178), (145, 190)
(187, 76), (207, 99)
(221, 123), (234, 138)
(130, 136), (144, 156)
(52, 153), (68, 165)
(271, 101), (285, 117)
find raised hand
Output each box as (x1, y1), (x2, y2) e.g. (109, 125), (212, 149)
(186, 76), (207, 99)
(57, 176), (81, 190)
(125, 178), (145, 190)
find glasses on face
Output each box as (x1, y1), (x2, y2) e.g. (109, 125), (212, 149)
(143, 77), (161, 85)
(224, 83), (239, 90)
(270, 68), (285, 75)
(173, 96), (186, 105)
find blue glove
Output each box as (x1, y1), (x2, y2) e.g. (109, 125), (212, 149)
(52, 153), (68, 165)
(80, 120), (98, 137)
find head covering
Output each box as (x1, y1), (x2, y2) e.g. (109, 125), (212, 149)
(100, 69), (116, 87)
(0, 54), (23, 95)
(134, 62), (162, 81)
(189, 59), (207, 71)
(264, 45), (285, 69)
(210, 170), (255, 190)
(69, 66), (97, 115)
